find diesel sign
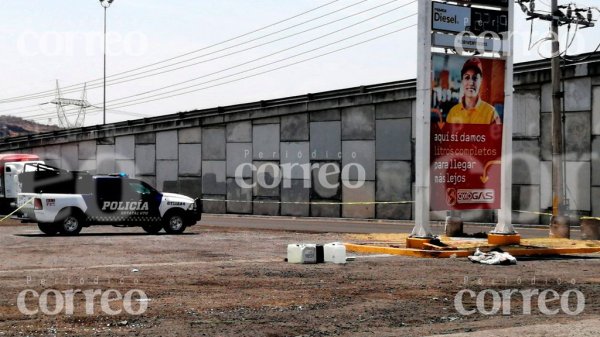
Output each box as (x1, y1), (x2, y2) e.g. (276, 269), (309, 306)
(432, 3), (470, 33)
(432, 2), (508, 34)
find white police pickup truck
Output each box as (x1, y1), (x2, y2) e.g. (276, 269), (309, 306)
(18, 167), (201, 235)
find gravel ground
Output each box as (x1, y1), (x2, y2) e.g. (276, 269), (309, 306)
(1, 220), (599, 337)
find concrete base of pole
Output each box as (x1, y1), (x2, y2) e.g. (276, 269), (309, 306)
(488, 233), (521, 246)
(406, 237), (432, 249)
(445, 216), (464, 237)
(550, 215), (571, 239)
(581, 219), (600, 240)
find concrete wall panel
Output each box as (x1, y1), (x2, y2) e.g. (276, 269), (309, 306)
(375, 100), (412, 119)
(78, 141), (95, 160)
(512, 140), (540, 185)
(179, 177), (202, 199)
(253, 199), (279, 216)
(202, 128), (226, 160)
(514, 90), (541, 137)
(157, 160), (178, 191)
(540, 113), (552, 161)
(594, 86), (600, 135)
(593, 137), (600, 186)
(566, 161), (590, 211)
(512, 185), (541, 224)
(135, 133), (155, 144)
(227, 178), (252, 214)
(311, 202), (340, 218)
(281, 114), (309, 141)
(281, 179), (310, 217)
(156, 130), (178, 160)
(135, 145), (155, 175)
(376, 119), (411, 160)
(97, 145), (116, 174)
(311, 162), (341, 199)
(253, 161), (280, 197)
(78, 160), (96, 173)
(202, 161), (226, 195)
(565, 78), (591, 111)
(115, 135), (135, 159)
(540, 161), (552, 210)
(376, 161), (411, 201)
(280, 142), (310, 180)
(341, 106), (375, 140)
(310, 122), (341, 160)
(179, 144), (202, 176)
(541, 83), (552, 113)
(178, 127), (202, 144)
(227, 143), (252, 178)
(226, 121), (252, 143)
(564, 113), (591, 161)
(310, 109), (340, 122)
(342, 141), (375, 181)
(342, 182), (375, 219)
(44, 145), (62, 163)
(253, 124), (279, 160)
(60, 144), (78, 170)
(592, 187), (600, 217)
(202, 195), (226, 214)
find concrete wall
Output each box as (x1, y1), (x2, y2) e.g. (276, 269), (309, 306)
(4, 55), (600, 223)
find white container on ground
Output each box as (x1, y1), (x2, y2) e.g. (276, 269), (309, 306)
(287, 244), (317, 264)
(324, 242), (347, 264)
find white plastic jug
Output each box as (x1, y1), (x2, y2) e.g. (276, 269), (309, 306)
(324, 242), (347, 264)
(287, 244), (317, 264)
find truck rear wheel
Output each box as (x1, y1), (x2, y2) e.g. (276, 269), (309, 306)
(55, 209), (84, 236)
(38, 223), (59, 236)
(163, 212), (187, 234)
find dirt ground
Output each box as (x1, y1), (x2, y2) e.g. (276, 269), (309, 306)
(0, 219), (599, 337)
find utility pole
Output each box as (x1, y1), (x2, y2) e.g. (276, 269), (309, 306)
(549, 0), (569, 238)
(517, 0), (595, 238)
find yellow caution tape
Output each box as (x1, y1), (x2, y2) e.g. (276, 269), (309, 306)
(0, 197), (34, 223)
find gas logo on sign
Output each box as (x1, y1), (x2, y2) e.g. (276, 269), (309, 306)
(457, 189), (495, 204)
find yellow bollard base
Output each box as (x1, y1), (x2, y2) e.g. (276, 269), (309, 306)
(488, 233), (521, 246)
(406, 237), (432, 250)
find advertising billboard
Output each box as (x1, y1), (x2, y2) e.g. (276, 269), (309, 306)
(429, 53), (506, 210)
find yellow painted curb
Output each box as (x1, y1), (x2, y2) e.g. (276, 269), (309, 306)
(488, 233), (521, 246)
(344, 243), (600, 259)
(406, 237), (432, 249)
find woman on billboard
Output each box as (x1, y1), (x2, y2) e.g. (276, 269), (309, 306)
(446, 57), (502, 125)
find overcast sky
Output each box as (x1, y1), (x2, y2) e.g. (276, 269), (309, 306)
(1, 0), (599, 126)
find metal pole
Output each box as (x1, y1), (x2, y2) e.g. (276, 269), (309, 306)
(550, 0), (570, 238)
(493, 0), (516, 235)
(103, 5), (107, 125)
(412, 0), (433, 238)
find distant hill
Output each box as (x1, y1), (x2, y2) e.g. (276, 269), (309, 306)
(0, 116), (61, 138)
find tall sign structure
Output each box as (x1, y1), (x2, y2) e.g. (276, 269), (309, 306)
(411, 0), (518, 247)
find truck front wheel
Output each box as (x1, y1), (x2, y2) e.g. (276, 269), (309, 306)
(38, 223), (59, 236)
(55, 209), (84, 236)
(163, 212), (187, 234)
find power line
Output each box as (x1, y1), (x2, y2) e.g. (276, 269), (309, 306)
(22, 22), (418, 121)
(16, 3), (417, 120)
(97, 24), (419, 112)
(0, 0), (361, 105)
(3, 0), (400, 106)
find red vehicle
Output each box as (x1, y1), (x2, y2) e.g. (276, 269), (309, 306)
(0, 154), (44, 213)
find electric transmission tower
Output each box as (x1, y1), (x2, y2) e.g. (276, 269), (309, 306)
(49, 80), (91, 128)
